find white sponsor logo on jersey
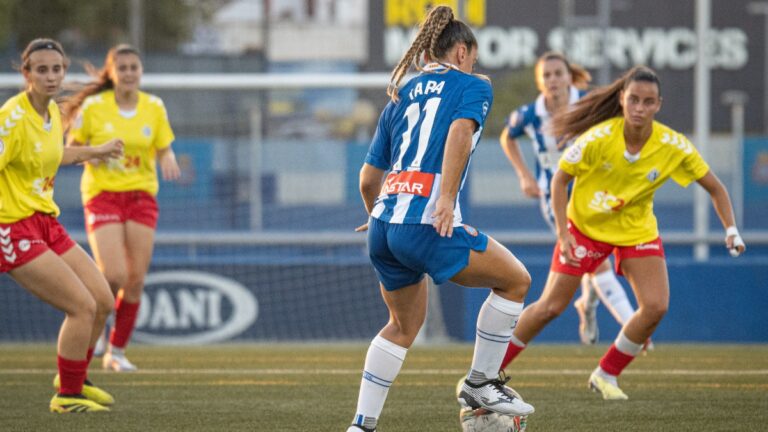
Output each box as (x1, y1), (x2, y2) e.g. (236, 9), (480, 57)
(564, 142), (585, 164)
(636, 243), (660, 251)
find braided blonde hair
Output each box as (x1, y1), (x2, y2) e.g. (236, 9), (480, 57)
(387, 6), (476, 102)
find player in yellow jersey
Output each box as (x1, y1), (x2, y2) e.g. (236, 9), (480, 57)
(0, 39), (123, 413)
(499, 52), (643, 352)
(498, 66), (745, 400)
(63, 44), (180, 372)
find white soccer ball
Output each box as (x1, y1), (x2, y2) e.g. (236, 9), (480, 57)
(460, 408), (527, 432)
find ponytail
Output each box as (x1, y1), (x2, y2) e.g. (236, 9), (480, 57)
(387, 6), (477, 102)
(61, 44), (141, 129)
(551, 66), (660, 141)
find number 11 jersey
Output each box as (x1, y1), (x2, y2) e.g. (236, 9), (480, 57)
(365, 65), (493, 226)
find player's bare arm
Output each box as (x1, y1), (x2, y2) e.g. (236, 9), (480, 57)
(434, 117), (474, 238)
(499, 127), (540, 198)
(356, 163), (386, 232)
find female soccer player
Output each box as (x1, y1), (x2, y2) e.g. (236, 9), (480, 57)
(0, 38), (123, 412)
(64, 44), (180, 372)
(500, 52), (639, 349)
(501, 66), (745, 400)
(346, 6), (534, 431)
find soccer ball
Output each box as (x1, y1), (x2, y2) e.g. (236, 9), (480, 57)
(455, 376), (529, 432)
(460, 408), (527, 432)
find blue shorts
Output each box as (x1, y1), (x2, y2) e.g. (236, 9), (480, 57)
(367, 217), (489, 291)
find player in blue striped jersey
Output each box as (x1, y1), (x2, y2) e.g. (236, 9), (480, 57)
(346, 6), (533, 432)
(499, 52), (640, 354)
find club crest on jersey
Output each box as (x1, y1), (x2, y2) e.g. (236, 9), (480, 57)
(647, 168), (660, 182)
(143, 125), (152, 137)
(381, 171), (434, 197)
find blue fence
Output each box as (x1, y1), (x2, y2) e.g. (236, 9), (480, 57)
(1, 245), (766, 343)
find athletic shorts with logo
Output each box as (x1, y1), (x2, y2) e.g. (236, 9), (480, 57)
(0, 212), (76, 273)
(551, 220), (665, 277)
(367, 216), (488, 291)
(84, 190), (159, 232)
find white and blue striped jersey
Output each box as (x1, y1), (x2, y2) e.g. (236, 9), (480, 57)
(365, 65), (493, 225)
(507, 86), (585, 228)
(507, 86), (585, 195)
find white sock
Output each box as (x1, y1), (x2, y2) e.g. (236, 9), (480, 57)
(581, 275), (600, 308)
(469, 293), (523, 382)
(614, 331), (644, 357)
(509, 334), (526, 348)
(351, 335), (407, 429)
(593, 366), (619, 384)
(592, 270), (634, 324)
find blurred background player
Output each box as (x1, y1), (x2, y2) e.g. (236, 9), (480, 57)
(63, 44), (180, 372)
(0, 38), (123, 412)
(346, 6), (534, 431)
(499, 51), (639, 348)
(500, 66), (746, 400)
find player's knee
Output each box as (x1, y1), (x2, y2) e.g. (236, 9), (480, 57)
(388, 318), (424, 346)
(399, 321), (424, 343)
(93, 290), (114, 319)
(534, 299), (567, 323)
(640, 302), (668, 324)
(497, 267), (531, 298)
(70, 294), (98, 323)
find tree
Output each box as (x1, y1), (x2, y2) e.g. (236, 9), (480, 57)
(0, 0), (196, 55)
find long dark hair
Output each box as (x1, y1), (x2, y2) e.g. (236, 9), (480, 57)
(61, 44), (141, 129)
(387, 6), (477, 102)
(551, 66), (661, 141)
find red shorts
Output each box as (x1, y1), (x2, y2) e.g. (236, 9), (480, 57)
(0, 213), (77, 273)
(84, 191), (159, 232)
(550, 221), (665, 277)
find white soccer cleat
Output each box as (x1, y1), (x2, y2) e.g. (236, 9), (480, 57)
(574, 296), (599, 345)
(457, 378), (534, 416)
(103, 349), (137, 372)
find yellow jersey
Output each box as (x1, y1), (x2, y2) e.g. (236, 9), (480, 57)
(70, 90), (175, 203)
(559, 117), (710, 246)
(0, 92), (63, 223)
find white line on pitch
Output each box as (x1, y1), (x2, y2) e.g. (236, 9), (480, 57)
(1, 368), (767, 376)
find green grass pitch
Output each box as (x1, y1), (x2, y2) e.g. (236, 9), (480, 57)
(1, 344), (766, 431)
